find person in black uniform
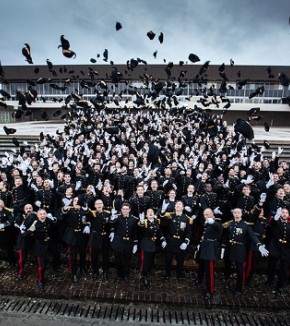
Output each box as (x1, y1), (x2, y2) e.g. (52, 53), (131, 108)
(266, 207), (290, 294)
(138, 208), (166, 288)
(145, 180), (164, 213)
(34, 178), (58, 214)
(27, 209), (60, 289)
(0, 199), (15, 266)
(109, 202), (138, 282)
(129, 184), (151, 218)
(195, 208), (223, 300)
(11, 177), (28, 216)
(62, 196), (90, 284)
(14, 203), (37, 280)
(87, 199), (111, 280)
(221, 208), (269, 298)
(0, 180), (13, 208)
(160, 200), (193, 280)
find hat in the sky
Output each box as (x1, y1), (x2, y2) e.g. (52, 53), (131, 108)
(234, 118), (254, 140)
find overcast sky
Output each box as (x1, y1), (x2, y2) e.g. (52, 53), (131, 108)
(0, 0), (289, 67)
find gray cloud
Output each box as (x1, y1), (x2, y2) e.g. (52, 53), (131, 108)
(0, 0), (289, 66)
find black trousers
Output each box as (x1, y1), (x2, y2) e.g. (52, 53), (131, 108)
(140, 250), (155, 276)
(68, 243), (86, 276)
(90, 243), (110, 274)
(165, 249), (186, 277)
(114, 247), (133, 278)
(198, 259), (216, 295)
(267, 254), (290, 289)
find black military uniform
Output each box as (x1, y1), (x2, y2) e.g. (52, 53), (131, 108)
(138, 217), (165, 288)
(30, 217), (60, 288)
(129, 194), (151, 218)
(0, 188), (13, 208)
(15, 212), (37, 279)
(34, 187), (57, 214)
(266, 215), (290, 291)
(110, 213), (138, 281)
(62, 205), (90, 284)
(11, 184), (27, 215)
(222, 219), (263, 295)
(145, 189), (164, 212)
(0, 206), (14, 265)
(161, 212), (192, 279)
(87, 210), (111, 279)
(195, 218), (223, 298)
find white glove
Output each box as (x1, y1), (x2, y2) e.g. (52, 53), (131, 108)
(75, 180), (82, 191)
(139, 212), (145, 223)
(132, 244), (138, 254)
(274, 207), (282, 221)
(196, 244), (200, 251)
(31, 184), (38, 192)
(206, 217), (215, 225)
(277, 146), (283, 156)
(62, 197), (71, 207)
(258, 244), (269, 257)
(191, 215), (197, 220)
(245, 175), (254, 184)
(162, 180), (169, 187)
(266, 179), (274, 189)
(28, 220), (37, 232)
(161, 241), (167, 248)
(223, 180), (229, 188)
(0, 223), (5, 229)
(20, 224), (26, 234)
(161, 201), (169, 213)
(111, 208), (118, 220)
(172, 183), (177, 190)
(180, 243), (188, 250)
(184, 206), (192, 213)
(96, 179), (103, 191)
(214, 207), (222, 215)
(221, 248), (225, 259)
(272, 151), (276, 160)
(47, 213), (57, 221)
(35, 200), (41, 207)
(259, 193), (267, 203)
(109, 232), (115, 242)
(83, 226), (90, 234)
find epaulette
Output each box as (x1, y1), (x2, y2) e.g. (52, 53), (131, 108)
(222, 220), (232, 229)
(4, 207), (13, 212)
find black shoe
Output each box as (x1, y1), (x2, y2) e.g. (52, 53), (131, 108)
(53, 266), (65, 273)
(17, 274), (23, 281)
(273, 288), (283, 295)
(143, 277), (150, 289)
(193, 279), (202, 286)
(204, 292), (212, 300)
(234, 291), (242, 298)
(37, 282), (44, 289)
(79, 269), (87, 278)
(92, 272), (99, 280)
(72, 275), (78, 285)
(102, 272), (108, 280)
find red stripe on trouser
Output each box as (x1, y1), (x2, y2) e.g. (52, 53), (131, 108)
(68, 246), (72, 272)
(245, 249), (252, 282)
(209, 260), (214, 295)
(242, 262), (246, 285)
(140, 250), (145, 272)
(89, 246), (93, 268)
(18, 249), (23, 275)
(37, 257), (43, 283)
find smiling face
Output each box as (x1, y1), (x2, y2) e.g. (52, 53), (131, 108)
(37, 209), (47, 223)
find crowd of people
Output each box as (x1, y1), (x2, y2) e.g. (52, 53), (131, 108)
(0, 105), (290, 300)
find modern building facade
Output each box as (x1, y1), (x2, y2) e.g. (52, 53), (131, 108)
(1, 63), (290, 126)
